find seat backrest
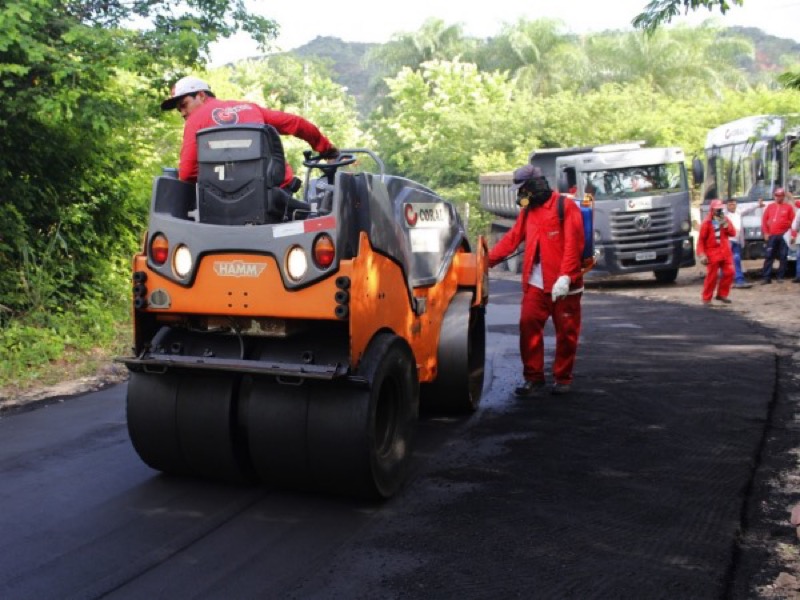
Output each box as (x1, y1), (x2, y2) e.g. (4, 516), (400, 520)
(196, 124), (288, 225)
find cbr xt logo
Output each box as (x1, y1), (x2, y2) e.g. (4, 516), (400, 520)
(214, 260), (266, 277)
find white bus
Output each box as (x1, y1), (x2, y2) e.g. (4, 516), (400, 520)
(694, 115), (800, 259)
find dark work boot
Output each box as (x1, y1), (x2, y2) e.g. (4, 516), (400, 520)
(514, 380), (545, 397)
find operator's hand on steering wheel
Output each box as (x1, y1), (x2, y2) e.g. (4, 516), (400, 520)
(318, 145), (339, 160)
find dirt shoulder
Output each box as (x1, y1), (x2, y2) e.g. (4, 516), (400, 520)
(586, 260), (799, 339)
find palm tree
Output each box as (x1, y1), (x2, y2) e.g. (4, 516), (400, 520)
(582, 23), (752, 97)
(477, 18), (587, 96)
(364, 18), (475, 75)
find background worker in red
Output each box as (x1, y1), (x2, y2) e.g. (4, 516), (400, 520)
(696, 199), (736, 305)
(760, 187), (796, 284)
(161, 76), (338, 188)
(488, 165), (585, 396)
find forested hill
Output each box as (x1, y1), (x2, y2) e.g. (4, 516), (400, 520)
(725, 26), (800, 72)
(290, 36), (378, 113)
(287, 36), (378, 114)
(286, 27), (799, 115)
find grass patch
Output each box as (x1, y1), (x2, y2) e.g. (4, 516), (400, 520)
(0, 296), (131, 397)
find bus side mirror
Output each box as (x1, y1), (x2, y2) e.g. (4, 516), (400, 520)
(691, 156), (704, 186)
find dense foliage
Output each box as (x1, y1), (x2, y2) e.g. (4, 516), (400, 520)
(0, 0), (278, 388)
(1, 2), (799, 390)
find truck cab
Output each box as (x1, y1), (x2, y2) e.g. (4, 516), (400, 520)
(554, 144), (695, 283)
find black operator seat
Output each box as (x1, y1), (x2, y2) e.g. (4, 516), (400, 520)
(196, 124), (308, 225)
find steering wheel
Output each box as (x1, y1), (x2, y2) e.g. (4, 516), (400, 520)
(303, 152), (357, 184)
(303, 152), (356, 169)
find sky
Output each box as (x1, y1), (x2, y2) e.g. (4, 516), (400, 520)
(209, 0), (800, 66)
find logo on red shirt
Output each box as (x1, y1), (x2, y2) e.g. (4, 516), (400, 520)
(211, 107), (240, 125)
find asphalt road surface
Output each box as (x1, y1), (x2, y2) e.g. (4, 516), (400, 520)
(0, 276), (787, 599)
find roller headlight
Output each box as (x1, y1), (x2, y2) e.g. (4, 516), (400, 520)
(286, 246), (308, 281)
(173, 245), (193, 279)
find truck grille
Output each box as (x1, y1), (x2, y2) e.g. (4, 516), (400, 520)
(610, 206), (675, 266)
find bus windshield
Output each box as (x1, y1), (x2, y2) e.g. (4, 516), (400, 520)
(703, 139), (777, 203)
(585, 163), (686, 201)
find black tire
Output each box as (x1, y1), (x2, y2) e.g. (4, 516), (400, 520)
(242, 375), (315, 491)
(174, 373), (252, 483)
(126, 328), (253, 483)
(127, 371), (252, 483)
(654, 268), (678, 284)
(308, 333), (418, 499)
(127, 371), (191, 476)
(420, 291), (486, 415)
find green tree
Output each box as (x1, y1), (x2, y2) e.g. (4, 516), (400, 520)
(583, 24), (753, 96)
(365, 18), (474, 74)
(633, 0), (744, 33)
(0, 0), (277, 313)
(363, 18), (477, 110)
(475, 19), (586, 95)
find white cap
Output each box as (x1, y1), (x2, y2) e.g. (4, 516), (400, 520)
(160, 76), (211, 110)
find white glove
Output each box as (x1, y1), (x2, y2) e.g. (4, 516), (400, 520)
(551, 275), (571, 302)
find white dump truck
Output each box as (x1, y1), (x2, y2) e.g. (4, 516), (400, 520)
(480, 142), (695, 282)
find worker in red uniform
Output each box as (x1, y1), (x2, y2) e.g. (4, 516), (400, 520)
(488, 165), (585, 396)
(760, 187), (796, 284)
(696, 199), (736, 305)
(160, 76), (338, 187)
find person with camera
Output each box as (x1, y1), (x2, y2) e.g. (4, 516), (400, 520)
(488, 165), (586, 397)
(697, 199), (736, 305)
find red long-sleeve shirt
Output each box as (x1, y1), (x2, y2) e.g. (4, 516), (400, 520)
(178, 98), (334, 185)
(488, 192), (585, 293)
(761, 201), (796, 236)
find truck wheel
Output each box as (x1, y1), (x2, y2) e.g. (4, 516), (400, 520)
(420, 291), (486, 414)
(654, 269), (678, 284)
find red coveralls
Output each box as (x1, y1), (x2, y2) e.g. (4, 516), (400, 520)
(488, 191), (585, 385)
(696, 213), (736, 302)
(178, 98), (335, 186)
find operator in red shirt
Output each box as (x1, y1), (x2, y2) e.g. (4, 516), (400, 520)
(488, 165), (585, 397)
(161, 76), (338, 188)
(760, 187), (796, 284)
